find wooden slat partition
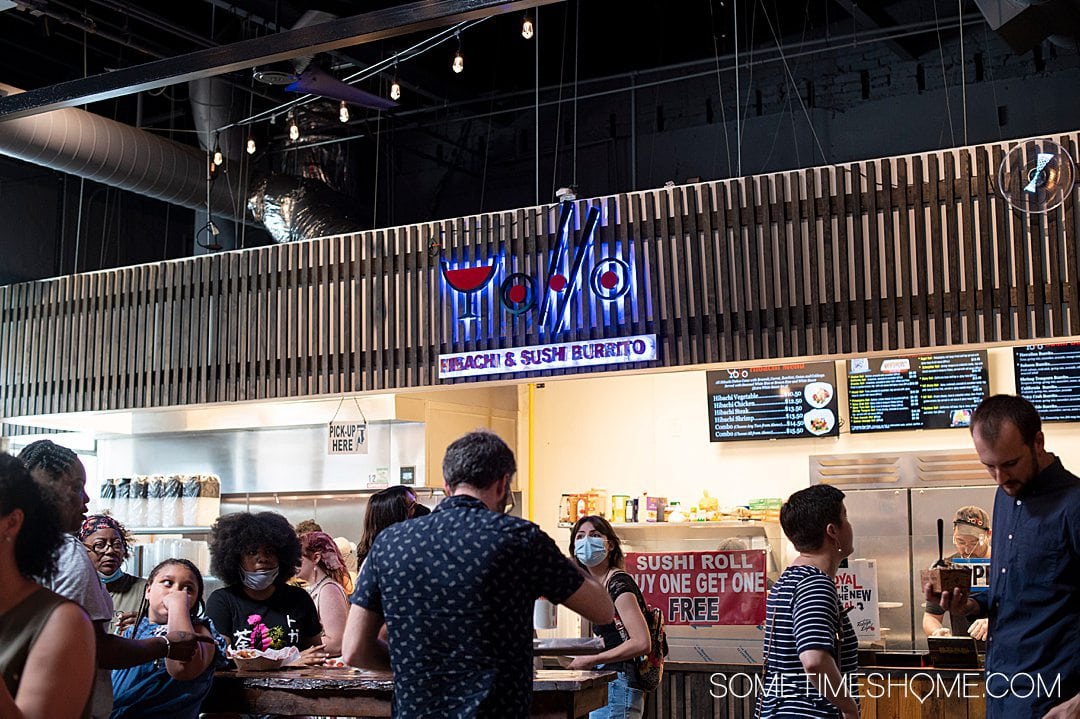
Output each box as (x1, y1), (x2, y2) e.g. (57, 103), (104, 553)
(2, 131), (1079, 417)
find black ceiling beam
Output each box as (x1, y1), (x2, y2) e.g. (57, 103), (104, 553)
(832, 0), (921, 61)
(0, 0), (563, 121)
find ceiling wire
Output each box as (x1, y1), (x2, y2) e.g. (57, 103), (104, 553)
(958, 0), (968, 145)
(933, 0), (957, 147)
(759, 2), (828, 167)
(733, 0), (741, 175)
(572, 0), (580, 189)
(549, 4), (570, 201)
(707, 0), (733, 176)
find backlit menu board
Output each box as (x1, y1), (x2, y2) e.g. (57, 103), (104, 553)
(847, 351), (988, 433)
(1014, 342), (1080, 422)
(707, 361), (840, 442)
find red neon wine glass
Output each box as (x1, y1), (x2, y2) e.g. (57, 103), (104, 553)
(441, 260), (499, 320)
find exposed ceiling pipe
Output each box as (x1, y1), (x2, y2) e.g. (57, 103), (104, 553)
(0, 83), (240, 218)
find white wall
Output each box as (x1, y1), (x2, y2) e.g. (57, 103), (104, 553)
(529, 343), (1080, 540)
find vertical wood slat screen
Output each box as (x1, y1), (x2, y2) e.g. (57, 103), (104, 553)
(1, 132), (1078, 418)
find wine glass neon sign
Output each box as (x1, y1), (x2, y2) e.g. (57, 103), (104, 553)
(440, 203), (635, 336)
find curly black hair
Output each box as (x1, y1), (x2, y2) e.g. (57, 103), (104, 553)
(17, 439), (79, 479)
(209, 511), (301, 587)
(0, 452), (63, 582)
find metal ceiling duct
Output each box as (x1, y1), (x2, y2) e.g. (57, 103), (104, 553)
(0, 83), (240, 218)
(247, 173), (362, 243)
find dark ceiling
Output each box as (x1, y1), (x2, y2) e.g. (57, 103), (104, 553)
(0, 0), (982, 150)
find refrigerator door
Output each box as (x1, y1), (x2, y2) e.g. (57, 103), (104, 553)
(840, 488), (914, 649)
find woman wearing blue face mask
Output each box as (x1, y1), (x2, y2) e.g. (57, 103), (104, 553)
(566, 515), (651, 719)
(205, 512), (327, 665)
(79, 514), (147, 635)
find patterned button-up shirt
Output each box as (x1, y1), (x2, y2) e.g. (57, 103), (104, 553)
(975, 457), (1080, 718)
(351, 494), (584, 718)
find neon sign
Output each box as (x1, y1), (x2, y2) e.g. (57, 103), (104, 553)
(439, 335), (658, 379)
(439, 203), (637, 338)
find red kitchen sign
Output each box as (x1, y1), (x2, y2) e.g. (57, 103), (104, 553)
(625, 550), (767, 626)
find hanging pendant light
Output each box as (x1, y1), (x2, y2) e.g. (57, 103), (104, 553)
(522, 13), (534, 39)
(452, 32), (464, 74)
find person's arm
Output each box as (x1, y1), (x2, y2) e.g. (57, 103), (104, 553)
(800, 649), (859, 719)
(314, 585), (348, 656)
(922, 610), (945, 636)
(0, 602), (95, 719)
(341, 604), (390, 671)
(561, 569), (615, 626)
(569, 591), (651, 669)
(96, 621), (213, 669)
(162, 592), (217, 681)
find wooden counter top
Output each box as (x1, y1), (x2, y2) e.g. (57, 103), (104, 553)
(201, 666), (616, 718)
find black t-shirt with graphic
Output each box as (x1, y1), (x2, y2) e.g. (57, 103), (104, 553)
(205, 583), (322, 650)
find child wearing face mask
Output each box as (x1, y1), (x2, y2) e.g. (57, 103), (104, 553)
(205, 512), (328, 666)
(566, 515), (652, 719)
(110, 559), (227, 718)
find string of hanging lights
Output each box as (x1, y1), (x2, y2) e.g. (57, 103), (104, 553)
(210, 13), (534, 163)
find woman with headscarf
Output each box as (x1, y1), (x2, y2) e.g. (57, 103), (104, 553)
(78, 515), (146, 635)
(297, 531), (351, 656)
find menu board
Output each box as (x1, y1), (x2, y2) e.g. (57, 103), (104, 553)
(707, 361), (840, 442)
(847, 351), (988, 433)
(1014, 342), (1080, 422)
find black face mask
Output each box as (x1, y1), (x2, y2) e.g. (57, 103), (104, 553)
(411, 502), (431, 518)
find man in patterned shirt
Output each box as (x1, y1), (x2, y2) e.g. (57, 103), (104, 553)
(343, 430), (614, 718)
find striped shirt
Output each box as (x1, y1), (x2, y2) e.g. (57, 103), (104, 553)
(758, 565), (859, 719)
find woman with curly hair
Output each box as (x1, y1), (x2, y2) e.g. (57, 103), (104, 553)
(78, 514), (146, 634)
(0, 451), (95, 718)
(205, 512), (326, 664)
(297, 531), (351, 655)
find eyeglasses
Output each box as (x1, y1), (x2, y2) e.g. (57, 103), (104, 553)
(404, 500), (417, 518)
(85, 539), (125, 554)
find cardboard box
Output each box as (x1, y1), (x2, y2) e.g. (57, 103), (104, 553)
(920, 566), (972, 594)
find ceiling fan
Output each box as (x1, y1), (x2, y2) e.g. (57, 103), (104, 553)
(251, 10), (397, 112)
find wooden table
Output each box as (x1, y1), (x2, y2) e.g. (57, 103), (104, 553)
(201, 667), (615, 718)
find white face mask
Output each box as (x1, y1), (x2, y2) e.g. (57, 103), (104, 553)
(240, 567), (279, 591)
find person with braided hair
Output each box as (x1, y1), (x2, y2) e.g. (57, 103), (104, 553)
(19, 440), (213, 719)
(0, 451), (95, 719)
(78, 515), (146, 635)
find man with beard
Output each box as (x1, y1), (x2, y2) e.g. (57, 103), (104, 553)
(927, 395), (1080, 718)
(342, 430), (614, 719)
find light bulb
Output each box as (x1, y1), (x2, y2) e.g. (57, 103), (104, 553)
(246, 138), (256, 155)
(390, 80), (401, 101)
(213, 148), (223, 166)
(339, 101), (349, 123)
(522, 16), (534, 40)
(289, 122), (299, 141)
(452, 50), (464, 74)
